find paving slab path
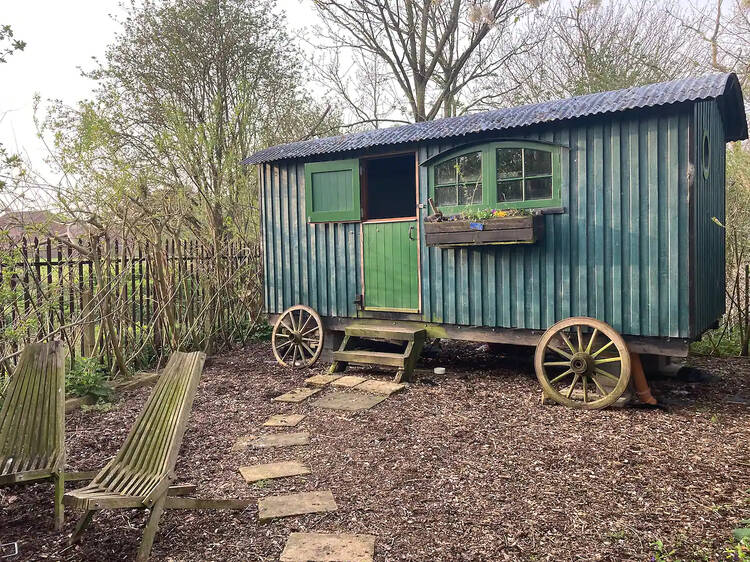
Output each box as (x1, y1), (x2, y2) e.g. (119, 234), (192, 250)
(331, 375), (368, 388)
(251, 432), (310, 448)
(258, 490), (338, 522)
(305, 374), (342, 386)
(354, 379), (406, 395)
(239, 461), (310, 483)
(313, 392), (387, 411)
(263, 413), (306, 427)
(280, 532), (375, 562)
(273, 387), (322, 403)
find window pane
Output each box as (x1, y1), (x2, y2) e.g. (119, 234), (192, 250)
(525, 149), (552, 176)
(456, 152), (481, 182)
(458, 182), (482, 205)
(436, 159), (456, 185)
(525, 176), (552, 200)
(497, 148), (522, 179)
(497, 179), (522, 202)
(435, 185), (457, 206)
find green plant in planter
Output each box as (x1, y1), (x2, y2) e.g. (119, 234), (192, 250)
(458, 207), (532, 222)
(66, 357), (114, 403)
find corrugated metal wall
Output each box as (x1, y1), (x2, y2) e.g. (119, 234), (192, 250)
(261, 105), (704, 339)
(693, 100), (726, 336)
(261, 161), (361, 318)
(417, 108), (692, 338)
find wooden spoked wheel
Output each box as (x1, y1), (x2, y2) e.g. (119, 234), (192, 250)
(272, 305), (324, 368)
(534, 317), (631, 409)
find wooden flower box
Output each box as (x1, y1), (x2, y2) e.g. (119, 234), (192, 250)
(424, 215), (544, 247)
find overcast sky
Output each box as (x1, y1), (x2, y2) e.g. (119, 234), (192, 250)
(0, 0), (317, 178)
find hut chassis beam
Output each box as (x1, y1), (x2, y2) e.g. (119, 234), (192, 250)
(267, 314), (690, 357)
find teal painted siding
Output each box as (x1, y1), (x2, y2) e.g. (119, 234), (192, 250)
(418, 108), (691, 338)
(260, 103), (721, 340)
(261, 161), (361, 318)
(693, 100), (726, 336)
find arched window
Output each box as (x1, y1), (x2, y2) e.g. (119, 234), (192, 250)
(428, 141), (562, 214)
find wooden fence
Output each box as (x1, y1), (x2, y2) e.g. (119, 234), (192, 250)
(0, 236), (262, 368)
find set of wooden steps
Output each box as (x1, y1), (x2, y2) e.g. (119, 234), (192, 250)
(329, 323), (426, 382)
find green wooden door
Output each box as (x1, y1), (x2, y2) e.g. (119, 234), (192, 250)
(363, 220), (419, 312)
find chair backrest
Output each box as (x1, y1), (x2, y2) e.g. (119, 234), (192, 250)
(91, 351), (205, 499)
(0, 341), (66, 476)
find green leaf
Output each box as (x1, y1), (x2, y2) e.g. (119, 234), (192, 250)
(734, 528), (750, 542)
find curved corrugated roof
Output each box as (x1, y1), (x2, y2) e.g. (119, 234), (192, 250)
(243, 72), (747, 165)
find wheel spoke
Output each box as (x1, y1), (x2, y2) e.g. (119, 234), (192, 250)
(559, 331), (576, 354)
(591, 340), (615, 358)
(300, 341), (315, 358)
(276, 332), (292, 338)
(298, 310), (305, 332)
(544, 361), (570, 366)
(301, 326), (319, 337)
(276, 339), (294, 349)
(549, 368), (574, 384)
(281, 342), (294, 362)
(585, 329), (599, 354)
(298, 314), (312, 334)
(565, 374), (581, 398)
(576, 325), (583, 352)
(280, 319), (295, 333)
(591, 376), (609, 397)
(595, 356), (622, 364)
(549, 345), (573, 360)
(582, 377), (588, 402)
(594, 367), (619, 382)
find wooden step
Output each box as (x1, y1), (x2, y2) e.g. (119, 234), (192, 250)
(332, 350), (406, 368)
(345, 324), (426, 341)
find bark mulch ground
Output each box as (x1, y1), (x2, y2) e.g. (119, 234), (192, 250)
(1, 341), (748, 561)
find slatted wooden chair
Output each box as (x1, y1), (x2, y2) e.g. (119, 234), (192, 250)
(0, 341), (68, 529)
(64, 351), (251, 561)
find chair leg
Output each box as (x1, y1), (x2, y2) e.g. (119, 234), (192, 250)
(53, 472), (65, 531)
(69, 510), (95, 545)
(136, 495), (166, 562)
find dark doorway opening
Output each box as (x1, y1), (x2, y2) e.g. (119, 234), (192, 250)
(363, 153), (416, 220)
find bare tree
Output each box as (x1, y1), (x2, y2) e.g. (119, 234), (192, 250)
(675, 0), (750, 93)
(502, 0), (699, 105)
(312, 0), (540, 123)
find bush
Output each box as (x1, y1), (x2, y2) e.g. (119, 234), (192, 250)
(251, 320), (273, 341)
(66, 357), (114, 403)
(690, 326), (744, 357)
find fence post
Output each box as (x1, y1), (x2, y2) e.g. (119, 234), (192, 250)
(81, 288), (95, 356)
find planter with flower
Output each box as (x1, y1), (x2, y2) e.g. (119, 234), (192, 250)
(424, 206), (544, 247)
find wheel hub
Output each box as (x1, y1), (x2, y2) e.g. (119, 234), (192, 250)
(570, 352), (592, 375)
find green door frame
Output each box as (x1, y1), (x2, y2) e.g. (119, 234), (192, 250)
(359, 152), (422, 314)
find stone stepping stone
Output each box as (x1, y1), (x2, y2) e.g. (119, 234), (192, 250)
(258, 490), (337, 522)
(354, 379), (406, 395)
(281, 532), (375, 562)
(231, 435), (256, 452)
(252, 432), (310, 448)
(239, 461), (310, 483)
(263, 413), (306, 427)
(273, 387), (322, 403)
(305, 374), (342, 387)
(313, 392), (387, 412)
(331, 375), (367, 388)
